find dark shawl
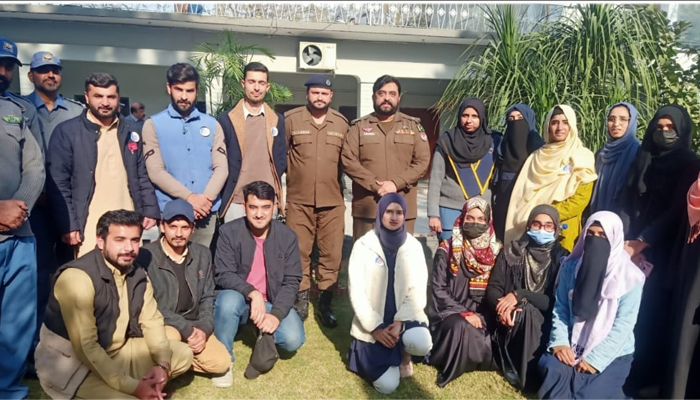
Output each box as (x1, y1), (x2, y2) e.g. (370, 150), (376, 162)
(440, 97), (493, 167)
(499, 103), (545, 173)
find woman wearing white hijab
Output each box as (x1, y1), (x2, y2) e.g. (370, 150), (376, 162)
(504, 105), (597, 251)
(537, 211), (645, 399)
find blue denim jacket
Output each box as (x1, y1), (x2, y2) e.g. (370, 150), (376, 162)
(548, 258), (643, 372)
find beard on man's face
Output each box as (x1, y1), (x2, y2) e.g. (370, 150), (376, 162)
(373, 100), (397, 116)
(88, 103), (117, 119)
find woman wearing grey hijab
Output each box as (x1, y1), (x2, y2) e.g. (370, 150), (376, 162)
(485, 205), (569, 392)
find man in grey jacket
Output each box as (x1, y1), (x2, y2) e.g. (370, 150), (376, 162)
(0, 94), (45, 399)
(138, 199), (229, 378)
(212, 181), (305, 387)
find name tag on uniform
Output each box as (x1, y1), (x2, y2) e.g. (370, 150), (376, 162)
(327, 131), (344, 138)
(292, 130), (310, 136)
(361, 126), (375, 136)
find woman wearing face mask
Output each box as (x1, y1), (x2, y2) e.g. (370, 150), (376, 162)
(617, 104), (700, 398)
(538, 211), (645, 400)
(492, 104), (545, 241)
(347, 193), (433, 394)
(589, 102), (640, 213)
(486, 205), (569, 392)
(428, 97), (502, 242)
(504, 105), (598, 252)
(427, 197), (503, 387)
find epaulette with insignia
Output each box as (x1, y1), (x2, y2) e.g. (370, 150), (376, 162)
(1, 95), (26, 112)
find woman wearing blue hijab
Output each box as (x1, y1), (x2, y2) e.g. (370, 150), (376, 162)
(589, 102), (640, 213)
(492, 104), (545, 241)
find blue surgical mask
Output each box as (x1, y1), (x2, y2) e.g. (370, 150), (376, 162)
(527, 229), (556, 245)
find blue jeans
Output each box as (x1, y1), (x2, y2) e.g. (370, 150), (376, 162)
(0, 236), (37, 399)
(213, 289), (305, 362)
(438, 206), (462, 242)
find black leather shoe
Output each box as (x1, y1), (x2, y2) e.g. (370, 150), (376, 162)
(317, 290), (338, 328)
(294, 289), (309, 321)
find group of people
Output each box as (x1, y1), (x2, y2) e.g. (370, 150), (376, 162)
(2, 31), (700, 400)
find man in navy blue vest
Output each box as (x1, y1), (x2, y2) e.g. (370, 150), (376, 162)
(142, 63), (228, 247)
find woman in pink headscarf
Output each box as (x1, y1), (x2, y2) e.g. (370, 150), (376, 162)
(538, 211), (645, 399)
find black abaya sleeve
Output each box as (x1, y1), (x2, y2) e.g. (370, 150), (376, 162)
(638, 163), (700, 247)
(429, 248), (470, 322)
(485, 252), (507, 311)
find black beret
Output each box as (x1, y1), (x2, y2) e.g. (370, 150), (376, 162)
(304, 74), (332, 89)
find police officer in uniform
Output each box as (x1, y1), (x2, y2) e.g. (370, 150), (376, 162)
(341, 75), (431, 240)
(24, 50), (84, 377)
(25, 51), (84, 153)
(285, 74), (349, 326)
(0, 37), (43, 153)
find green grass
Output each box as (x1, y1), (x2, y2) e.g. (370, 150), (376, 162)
(24, 236), (532, 399)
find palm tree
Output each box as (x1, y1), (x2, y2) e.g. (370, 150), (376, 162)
(435, 4), (700, 152)
(191, 30), (293, 116)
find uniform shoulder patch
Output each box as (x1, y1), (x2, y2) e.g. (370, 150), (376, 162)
(2, 114), (23, 124)
(1, 95), (25, 112)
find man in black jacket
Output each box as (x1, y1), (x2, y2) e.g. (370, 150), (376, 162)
(212, 181), (305, 387)
(46, 72), (159, 259)
(138, 199), (230, 380)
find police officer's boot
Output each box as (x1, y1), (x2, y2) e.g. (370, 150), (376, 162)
(317, 290), (338, 328)
(294, 289), (309, 321)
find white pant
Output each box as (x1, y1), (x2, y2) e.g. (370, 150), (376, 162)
(372, 326), (432, 394)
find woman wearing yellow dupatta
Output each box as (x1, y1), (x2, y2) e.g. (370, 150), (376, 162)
(503, 105), (597, 251)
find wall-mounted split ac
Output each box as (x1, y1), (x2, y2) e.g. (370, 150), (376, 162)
(299, 41), (337, 71)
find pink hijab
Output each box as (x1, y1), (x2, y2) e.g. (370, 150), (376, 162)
(566, 211), (646, 362)
(687, 173), (700, 243)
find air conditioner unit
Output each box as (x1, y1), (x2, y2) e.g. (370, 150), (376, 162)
(299, 41), (337, 71)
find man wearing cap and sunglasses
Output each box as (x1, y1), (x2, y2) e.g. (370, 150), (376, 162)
(138, 199), (231, 380)
(25, 51), (84, 153)
(284, 74), (348, 327)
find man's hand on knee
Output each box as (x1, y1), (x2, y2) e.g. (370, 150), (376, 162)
(187, 327), (207, 354)
(259, 313), (280, 334)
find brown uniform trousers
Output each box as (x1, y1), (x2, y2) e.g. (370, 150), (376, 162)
(341, 111), (431, 241)
(284, 106), (349, 291)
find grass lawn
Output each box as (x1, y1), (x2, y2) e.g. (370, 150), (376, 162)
(24, 235), (533, 399)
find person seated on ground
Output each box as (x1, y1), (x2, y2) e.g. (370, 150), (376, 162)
(137, 199), (230, 380)
(347, 193), (433, 394)
(538, 211), (645, 400)
(486, 205), (569, 392)
(34, 210), (193, 400)
(427, 197), (502, 387)
(211, 181), (305, 388)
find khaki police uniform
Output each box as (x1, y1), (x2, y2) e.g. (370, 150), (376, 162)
(341, 111), (431, 240)
(285, 105), (349, 291)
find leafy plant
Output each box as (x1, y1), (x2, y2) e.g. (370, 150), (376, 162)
(191, 30), (293, 116)
(435, 4), (700, 152)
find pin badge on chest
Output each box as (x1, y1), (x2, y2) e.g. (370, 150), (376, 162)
(200, 126), (211, 137)
(130, 131), (140, 142)
(271, 127), (279, 137)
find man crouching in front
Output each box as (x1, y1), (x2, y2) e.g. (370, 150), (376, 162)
(34, 209), (193, 399)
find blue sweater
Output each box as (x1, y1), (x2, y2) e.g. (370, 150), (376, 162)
(548, 258), (643, 372)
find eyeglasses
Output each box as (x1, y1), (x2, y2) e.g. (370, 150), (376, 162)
(530, 221), (556, 232)
(607, 117), (629, 124)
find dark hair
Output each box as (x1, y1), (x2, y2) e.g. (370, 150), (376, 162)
(372, 75), (401, 95)
(166, 63), (200, 86)
(96, 210), (143, 239)
(243, 61), (269, 81)
(130, 103), (142, 113)
(85, 72), (119, 93)
(243, 181), (275, 203)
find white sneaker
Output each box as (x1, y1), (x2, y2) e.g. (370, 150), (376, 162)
(212, 365), (233, 388)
